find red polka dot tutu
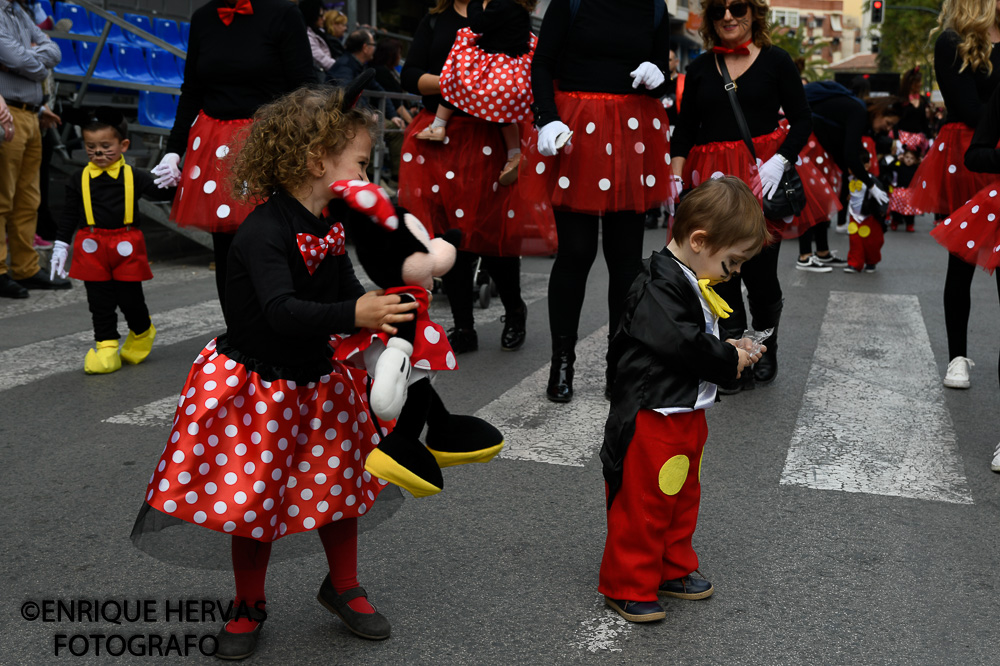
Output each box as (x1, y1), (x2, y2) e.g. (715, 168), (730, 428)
(897, 129), (929, 155)
(520, 90), (672, 215)
(440, 27), (536, 124)
(69, 226), (153, 281)
(910, 122), (995, 215)
(930, 181), (1000, 274)
(799, 133), (842, 195)
(170, 112), (257, 234)
(398, 110), (557, 257)
(889, 186), (921, 216)
(144, 337), (388, 542)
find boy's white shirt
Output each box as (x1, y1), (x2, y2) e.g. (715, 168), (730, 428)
(848, 177), (869, 223)
(653, 259), (719, 415)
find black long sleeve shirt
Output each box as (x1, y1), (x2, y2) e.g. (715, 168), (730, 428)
(224, 191), (365, 378)
(166, 0), (315, 156)
(934, 29), (1000, 129)
(810, 94), (875, 186)
(468, 0), (532, 57)
(531, 0), (669, 127)
(896, 95), (931, 136)
(885, 160), (919, 188)
(55, 166), (176, 244)
(401, 7), (470, 115)
(671, 46), (811, 162)
(966, 82), (1000, 174)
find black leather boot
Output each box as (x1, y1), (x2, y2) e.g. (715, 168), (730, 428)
(500, 301), (527, 351)
(546, 335), (576, 403)
(751, 299), (782, 385)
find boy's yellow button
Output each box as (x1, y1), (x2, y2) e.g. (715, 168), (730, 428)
(858, 225), (871, 238)
(658, 455), (690, 496)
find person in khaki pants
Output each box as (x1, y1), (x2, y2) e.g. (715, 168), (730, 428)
(0, 0), (67, 298)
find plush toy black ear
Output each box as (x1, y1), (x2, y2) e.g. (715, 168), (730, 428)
(340, 70), (376, 111)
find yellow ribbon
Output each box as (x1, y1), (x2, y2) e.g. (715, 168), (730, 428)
(698, 278), (733, 319)
(81, 156), (134, 227)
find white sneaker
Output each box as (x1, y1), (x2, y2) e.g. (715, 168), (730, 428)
(991, 443), (1000, 472)
(943, 356), (973, 389)
(795, 255), (833, 272)
(834, 222), (849, 234)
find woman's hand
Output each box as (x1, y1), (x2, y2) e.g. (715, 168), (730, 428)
(355, 289), (418, 335)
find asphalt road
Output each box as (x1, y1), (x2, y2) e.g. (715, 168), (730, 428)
(2, 212), (1000, 665)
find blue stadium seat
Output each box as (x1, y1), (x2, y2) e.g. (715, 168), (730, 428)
(123, 13), (154, 45)
(76, 41), (120, 80)
(153, 18), (185, 50)
(148, 48), (183, 86)
(138, 91), (178, 129)
(38, 0), (54, 18)
(54, 3), (96, 35)
(113, 45), (155, 84)
(179, 21), (190, 49)
(91, 12), (131, 44)
(53, 39), (87, 76)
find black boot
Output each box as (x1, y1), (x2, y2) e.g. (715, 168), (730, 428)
(717, 369), (755, 395)
(500, 301), (527, 351)
(546, 335), (576, 403)
(750, 299), (782, 385)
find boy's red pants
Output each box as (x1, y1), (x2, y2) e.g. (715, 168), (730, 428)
(847, 217), (884, 270)
(598, 409), (708, 602)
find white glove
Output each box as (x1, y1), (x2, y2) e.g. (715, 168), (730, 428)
(50, 240), (69, 280)
(537, 120), (572, 157)
(758, 154), (788, 200)
(630, 61), (665, 90)
(151, 152), (182, 189)
(869, 183), (889, 205)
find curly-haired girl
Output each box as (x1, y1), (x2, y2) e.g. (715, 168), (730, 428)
(135, 84), (418, 659)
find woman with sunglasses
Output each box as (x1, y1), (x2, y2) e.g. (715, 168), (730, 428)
(670, 0), (812, 393)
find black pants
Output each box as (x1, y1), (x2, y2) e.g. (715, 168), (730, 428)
(943, 253), (1000, 386)
(442, 251), (522, 330)
(36, 129), (57, 240)
(798, 221), (831, 256)
(891, 212), (914, 229)
(713, 240), (783, 337)
(85, 280), (151, 341)
(548, 210), (645, 339)
(212, 231), (235, 313)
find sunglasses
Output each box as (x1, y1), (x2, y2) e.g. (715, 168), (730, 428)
(707, 2), (750, 21)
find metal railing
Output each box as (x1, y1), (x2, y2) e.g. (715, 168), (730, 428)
(359, 88), (423, 186)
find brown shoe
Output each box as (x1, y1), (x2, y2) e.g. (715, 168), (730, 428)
(498, 153), (521, 186)
(415, 125), (446, 141)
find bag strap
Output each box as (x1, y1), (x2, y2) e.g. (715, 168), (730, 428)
(716, 54), (757, 162)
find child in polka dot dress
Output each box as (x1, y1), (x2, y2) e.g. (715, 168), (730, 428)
(423, 0), (538, 185)
(49, 107), (176, 375)
(136, 86), (419, 659)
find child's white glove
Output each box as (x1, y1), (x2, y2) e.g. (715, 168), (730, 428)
(629, 62), (665, 90)
(50, 240), (69, 280)
(537, 120), (572, 157)
(869, 182), (889, 205)
(152, 152), (182, 189)
(758, 154), (788, 200)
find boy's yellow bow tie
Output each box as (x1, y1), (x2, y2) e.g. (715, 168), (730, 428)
(86, 156), (126, 179)
(698, 278), (732, 319)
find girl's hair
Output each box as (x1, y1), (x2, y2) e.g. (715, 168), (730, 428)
(699, 0), (773, 50)
(372, 37), (402, 68)
(899, 67), (922, 96)
(429, 0), (452, 14)
(230, 87), (374, 203)
(298, 0), (323, 32)
(673, 176), (772, 252)
(850, 74), (872, 99)
(930, 0), (997, 76)
(867, 96), (905, 125)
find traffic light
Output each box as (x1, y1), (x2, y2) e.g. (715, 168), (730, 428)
(871, 36), (880, 53)
(871, 0), (884, 24)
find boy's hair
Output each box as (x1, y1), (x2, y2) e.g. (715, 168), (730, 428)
(860, 145), (872, 166)
(83, 106), (128, 141)
(672, 176), (771, 252)
(230, 86), (374, 203)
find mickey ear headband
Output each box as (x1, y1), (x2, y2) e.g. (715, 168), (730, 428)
(339, 69), (376, 111)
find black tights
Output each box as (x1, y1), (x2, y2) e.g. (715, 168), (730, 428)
(713, 240), (783, 337)
(212, 231), (235, 313)
(442, 252), (522, 330)
(548, 210), (645, 339)
(798, 221), (831, 256)
(943, 253), (1000, 386)
(85, 280), (150, 341)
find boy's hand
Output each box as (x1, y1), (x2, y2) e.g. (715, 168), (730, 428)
(727, 338), (766, 376)
(355, 289), (417, 335)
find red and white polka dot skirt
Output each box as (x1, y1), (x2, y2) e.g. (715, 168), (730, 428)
(520, 90), (672, 215)
(69, 226), (153, 281)
(889, 186), (921, 215)
(144, 338), (389, 542)
(930, 180), (1000, 274)
(170, 112), (257, 234)
(910, 122), (996, 216)
(799, 133), (842, 195)
(897, 130), (929, 156)
(440, 28), (536, 124)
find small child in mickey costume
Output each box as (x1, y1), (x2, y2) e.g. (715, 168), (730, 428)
(599, 177), (769, 623)
(332, 179), (505, 498)
(49, 107), (177, 374)
(845, 144), (889, 273)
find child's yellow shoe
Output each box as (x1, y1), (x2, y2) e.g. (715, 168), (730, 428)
(121, 324), (156, 365)
(84, 340), (122, 374)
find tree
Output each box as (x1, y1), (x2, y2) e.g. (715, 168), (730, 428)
(867, 0), (939, 84)
(771, 27), (830, 82)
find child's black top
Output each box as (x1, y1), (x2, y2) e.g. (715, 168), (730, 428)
(167, 0), (315, 156)
(966, 83), (1000, 174)
(671, 46), (812, 163)
(896, 95), (931, 136)
(55, 166), (176, 244)
(221, 191), (365, 383)
(468, 0), (531, 58)
(401, 7), (471, 115)
(530, 0), (669, 128)
(934, 29), (1000, 129)
(887, 160), (919, 188)
(601, 247), (739, 508)
(810, 94), (876, 187)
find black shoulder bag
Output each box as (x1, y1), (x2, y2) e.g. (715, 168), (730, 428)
(717, 55), (806, 220)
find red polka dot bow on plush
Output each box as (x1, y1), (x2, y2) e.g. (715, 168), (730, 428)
(330, 180), (399, 231)
(296, 223), (345, 275)
(217, 0), (253, 26)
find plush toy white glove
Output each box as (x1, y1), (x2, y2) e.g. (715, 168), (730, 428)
(630, 61), (665, 90)
(869, 182), (889, 205)
(50, 240), (69, 280)
(758, 154), (788, 200)
(537, 120), (572, 157)
(151, 152), (182, 189)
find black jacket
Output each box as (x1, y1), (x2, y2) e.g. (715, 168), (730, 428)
(600, 247), (740, 507)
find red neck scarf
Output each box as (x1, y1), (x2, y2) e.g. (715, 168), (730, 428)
(713, 38), (752, 56)
(218, 0), (253, 26)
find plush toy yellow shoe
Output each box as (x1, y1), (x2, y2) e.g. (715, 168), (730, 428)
(84, 340), (122, 374)
(120, 324), (156, 365)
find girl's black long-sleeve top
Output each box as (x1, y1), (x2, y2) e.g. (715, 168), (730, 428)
(896, 95), (931, 136)
(965, 82), (1000, 174)
(810, 94), (875, 187)
(530, 0), (669, 128)
(671, 46), (812, 163)
(468, 0), (532, 57)
(401, 7), (470, 115)
(934, 29), (1000, 130)
(166, 0), (315, 156)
